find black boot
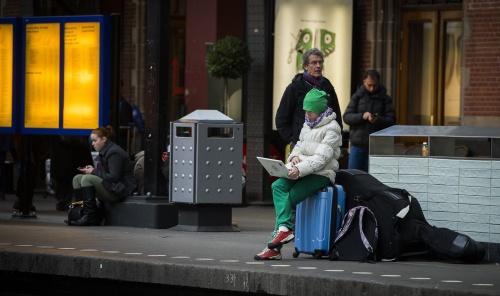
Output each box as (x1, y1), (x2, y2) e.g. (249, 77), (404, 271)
(69, 186), (101, 226)
(72, 187), (83, 202)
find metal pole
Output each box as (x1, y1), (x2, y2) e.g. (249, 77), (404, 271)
(110, 14), (122, 145)
(143, 0), (169, 197)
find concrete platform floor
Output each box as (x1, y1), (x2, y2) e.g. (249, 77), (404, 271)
(1, 192), (499, 296)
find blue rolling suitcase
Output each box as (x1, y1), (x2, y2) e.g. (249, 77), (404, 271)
(293, 185), (346, 259)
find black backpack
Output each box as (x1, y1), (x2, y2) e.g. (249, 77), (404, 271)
(335, 169), (414, 260)
(329, 206), (378, 263)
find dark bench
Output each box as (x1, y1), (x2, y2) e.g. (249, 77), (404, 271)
(104, 196), (178, 229)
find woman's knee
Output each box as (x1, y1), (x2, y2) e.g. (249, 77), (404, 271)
(271, 178), (290, 191)
(272, 181), (291, 201)
(80, 174), (97, 187)
(72, 174), (84, 188)
(271, 181), (280, 191)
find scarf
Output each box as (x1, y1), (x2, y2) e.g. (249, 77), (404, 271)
(303, 72), (325, 89)
(305, 107), (333, 128)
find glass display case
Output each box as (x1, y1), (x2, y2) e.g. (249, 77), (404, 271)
(370, 125), (500, 159)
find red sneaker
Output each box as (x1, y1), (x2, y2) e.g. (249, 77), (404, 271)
(254, 247), (282, 260)
(267, 230), (294, 249)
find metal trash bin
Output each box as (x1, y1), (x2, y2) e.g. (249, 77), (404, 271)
(169, 110), (243, 231)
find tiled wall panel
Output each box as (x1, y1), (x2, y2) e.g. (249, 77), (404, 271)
(369, 156), (500, 244)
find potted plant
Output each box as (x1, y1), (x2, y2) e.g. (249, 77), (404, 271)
(206, 36), (253, 115)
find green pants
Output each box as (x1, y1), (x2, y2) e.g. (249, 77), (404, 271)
(271, 174), (330, 232)
(72, 174), (120, 202)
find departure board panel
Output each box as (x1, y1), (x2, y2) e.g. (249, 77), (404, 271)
(24, 23), (60, 128)
(12, 15), (112, 135)
(0, 24), (13, 128)
(63, 22), (100, 129)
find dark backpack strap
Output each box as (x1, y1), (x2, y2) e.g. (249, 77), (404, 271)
(357, 207), (378, 263)
(333, 206), (357, 245)
(358, 207), (375, 253)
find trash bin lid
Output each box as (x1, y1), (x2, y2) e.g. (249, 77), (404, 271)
(177, 109), (238, 123)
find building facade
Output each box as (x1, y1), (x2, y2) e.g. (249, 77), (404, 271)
(244, 0), (500, 203)
(1, 0), (499, 203)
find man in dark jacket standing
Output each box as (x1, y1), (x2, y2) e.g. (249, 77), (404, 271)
(276, 48), (343, 149)
(343, 69), (396, 172)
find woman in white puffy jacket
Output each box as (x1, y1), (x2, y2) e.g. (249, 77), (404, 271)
(255, 88), (342, 260)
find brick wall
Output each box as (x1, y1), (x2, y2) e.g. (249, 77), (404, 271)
(352, 0), (373, 88)
(1, 0), (20, 16)
(121, 1), (140, 106)
(463, 1), (500, 117)
(99, 0), (142, 107)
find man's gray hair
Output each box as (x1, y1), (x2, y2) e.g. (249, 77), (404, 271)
(302, 48), (325, 67)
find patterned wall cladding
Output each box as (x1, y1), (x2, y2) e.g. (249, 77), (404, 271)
(245, 0), (271, 203)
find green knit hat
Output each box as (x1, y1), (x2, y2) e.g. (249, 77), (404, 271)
(303, 89), (327, 114)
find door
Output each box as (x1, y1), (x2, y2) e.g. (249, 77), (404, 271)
(398, 10), (462, 126)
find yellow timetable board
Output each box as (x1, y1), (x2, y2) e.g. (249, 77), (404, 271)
(17, 15), (110, 135)
(24, 23), (60, 129)
(63, 22), (100, 129)
(0, 24), (14, 128)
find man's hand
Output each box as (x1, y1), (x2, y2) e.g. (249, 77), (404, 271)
(363, 112), (378, 123)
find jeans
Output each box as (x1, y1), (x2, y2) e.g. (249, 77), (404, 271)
(348, 145), (369, 172)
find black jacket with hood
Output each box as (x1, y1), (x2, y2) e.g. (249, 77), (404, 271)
(343, 84), (396, 150)
(275, 73), (343, 145)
